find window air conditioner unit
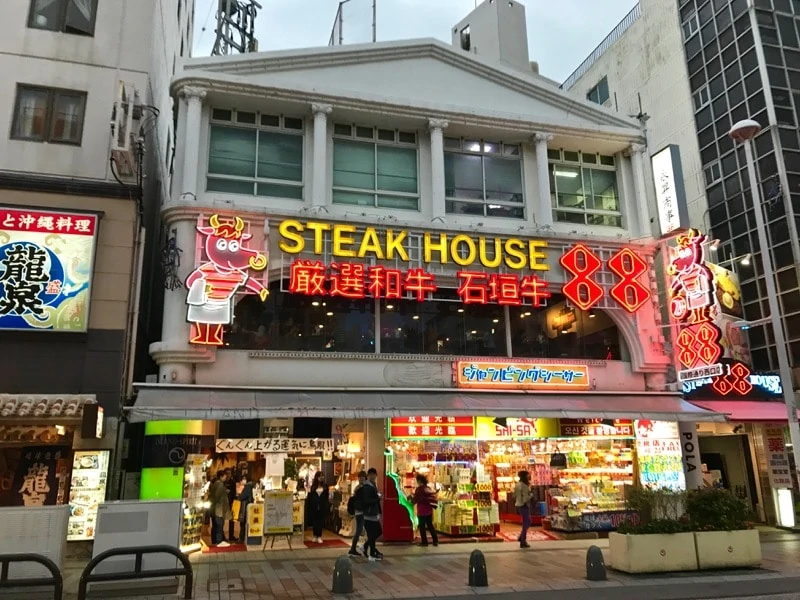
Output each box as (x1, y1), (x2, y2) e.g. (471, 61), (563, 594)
(110, 81), (140, 177)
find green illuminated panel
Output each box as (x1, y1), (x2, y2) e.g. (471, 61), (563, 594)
(140, 467), (183, 500)
(144, 420), (203, 435)
(385, 447), (417, 529)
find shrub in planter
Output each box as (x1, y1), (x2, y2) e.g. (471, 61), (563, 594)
(617, 487), (687, 534)
(686, 487), (760, 570)
(685, 487), (755, 531)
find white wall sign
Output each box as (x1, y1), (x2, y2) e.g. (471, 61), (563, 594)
(651, 145), (689, 238)
(764, 425), (792, 489)
(215, 438), (334, 453)
(678, 421), (703, 489)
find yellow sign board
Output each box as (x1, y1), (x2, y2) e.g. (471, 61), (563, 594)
(475, 417), (559, 440)
(278, 220), (550, 271)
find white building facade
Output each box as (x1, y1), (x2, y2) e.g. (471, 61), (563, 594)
(0, 0), (191, 512)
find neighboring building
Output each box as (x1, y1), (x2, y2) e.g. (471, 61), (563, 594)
(563, 0), (800, 525)
(0, 0), (191, 529)
(130, 0), (725, 544)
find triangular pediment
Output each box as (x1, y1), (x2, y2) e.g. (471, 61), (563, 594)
(178, 40), (641, 135)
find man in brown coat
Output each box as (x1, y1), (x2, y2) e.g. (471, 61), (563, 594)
(210, 469), (232, 547)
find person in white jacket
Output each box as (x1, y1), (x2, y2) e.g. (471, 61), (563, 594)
(513, 470), (532, 548)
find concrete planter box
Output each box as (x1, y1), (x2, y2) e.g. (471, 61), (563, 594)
(609, 531), (698, 573)
(694, 530), (761, 570)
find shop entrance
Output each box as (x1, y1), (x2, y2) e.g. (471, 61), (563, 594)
(385, 417), (685, 544)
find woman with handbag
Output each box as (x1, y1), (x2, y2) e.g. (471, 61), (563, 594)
(412, 474), (439, 547)
(306, 472), (329, 543)
(514, 470), (532, 549)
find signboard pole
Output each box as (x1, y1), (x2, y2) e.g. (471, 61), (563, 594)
(678, 421), (703, 489)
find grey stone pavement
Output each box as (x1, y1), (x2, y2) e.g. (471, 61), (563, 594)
(9, 529), (800, 600)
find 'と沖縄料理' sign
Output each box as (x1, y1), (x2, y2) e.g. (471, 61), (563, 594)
(454, 361), (589, 390)
(215, 438), (334, 453)
(0, 207), (98, 332)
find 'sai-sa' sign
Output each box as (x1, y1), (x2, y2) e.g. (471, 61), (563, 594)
(0, 207), (98, 332)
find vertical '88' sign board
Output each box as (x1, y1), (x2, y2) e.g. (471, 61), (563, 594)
(0, 206), (98, 331)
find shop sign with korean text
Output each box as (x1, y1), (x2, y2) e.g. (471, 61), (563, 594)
(0, 206), (98, 332)
(455, 361), (589, 390)
(388, 416), (475, 439)
(215, 438), (334, 453)
(558, 419), (634, 438)
(764, 425), (792, 489)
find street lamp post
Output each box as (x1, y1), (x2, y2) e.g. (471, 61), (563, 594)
(729, 119), (800, 494)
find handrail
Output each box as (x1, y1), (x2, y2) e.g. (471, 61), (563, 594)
(77, 544), (193, 600)
(561, 3), (641, 91)
(0, 552), (63, 600)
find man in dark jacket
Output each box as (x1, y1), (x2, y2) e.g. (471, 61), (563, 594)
(348, 471), (368, 557)
(209, 469), (232, 546)
(362, 467), (383, 560)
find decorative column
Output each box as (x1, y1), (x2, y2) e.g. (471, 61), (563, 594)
(311, 103), (333, 209)
(180, 87), (207, 199)
(533, 133), (554, 227)
(428, 119), (449, 220)
(630, 143), (652, 237)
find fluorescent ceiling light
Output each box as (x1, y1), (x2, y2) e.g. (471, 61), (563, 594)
(555, 171), (579, 178)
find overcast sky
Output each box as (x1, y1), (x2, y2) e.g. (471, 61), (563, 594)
(193, 0), (638, 83)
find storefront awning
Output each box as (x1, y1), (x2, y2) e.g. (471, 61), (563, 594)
(128, 384), (727, 423)
(689, 400), (795, 422)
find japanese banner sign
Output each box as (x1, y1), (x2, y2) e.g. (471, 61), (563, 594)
(635, 420), (685, 490)
(389, 416), (476, 439)
(455, 361), (590, 390)
(764, 425), (792, 489)
(3, 445), (70, 507)
(0, 207), (98, 331)
(215, 438), (334, 453)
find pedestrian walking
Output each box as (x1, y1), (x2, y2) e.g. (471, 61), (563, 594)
(412, 474), (438, 546)
(514, 470), (532, 548)
(348, 470), (368, 557)
(306, 472), (329, 543)
(209, 469), (232, 547)
(362, 467), (384, 560)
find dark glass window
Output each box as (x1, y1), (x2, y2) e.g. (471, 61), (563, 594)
(777, 15), (800, 47)
(28, 0), (97, 36)
(510, 301), (621, 361)
(226, 281), (374, 353)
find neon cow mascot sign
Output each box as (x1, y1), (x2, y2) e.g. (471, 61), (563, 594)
(667, 228), (723, 381)
(185, 214), (268, 346)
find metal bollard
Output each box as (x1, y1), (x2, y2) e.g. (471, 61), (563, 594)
(468, 549), (488, 587)
(585, 545), (607, 581)
(332, 555), (354, 594)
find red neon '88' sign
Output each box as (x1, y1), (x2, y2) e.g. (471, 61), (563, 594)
(560, 245), (651, 312)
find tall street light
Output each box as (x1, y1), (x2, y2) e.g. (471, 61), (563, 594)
(729, 119), (800, 493)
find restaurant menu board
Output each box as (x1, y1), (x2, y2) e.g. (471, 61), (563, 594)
(67, 450), (110, 541)
(764, 425), (792, 489)
(264, 490), (294, 534)
(635, 420), (685, 491)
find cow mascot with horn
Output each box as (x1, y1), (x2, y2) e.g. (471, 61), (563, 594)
(185, 214), (269, 346)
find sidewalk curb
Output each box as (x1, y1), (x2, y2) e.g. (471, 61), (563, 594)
(422, 576), (800, 600)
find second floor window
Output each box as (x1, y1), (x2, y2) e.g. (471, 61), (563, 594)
(28, 0), (98, 36)
(207, 109), (304, 200)
(445, 138), (524, 219)
(11, 84), (86, 144)
(586, 76), (610, 106)
(332, 124), (419, 211)
(549, 150), (621, 228)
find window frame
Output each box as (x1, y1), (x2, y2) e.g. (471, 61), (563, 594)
(206, 108), (305, 200)
(332, 124), (420, 211)
(549, 150), (622, 228)
(27, 0), (99, 36)
(586, 76), (610, 106)
(704, 160), (722, 186)
(443, 137), (525, 219)
(682, 11), (699, 40)
(10, 84), (87, 145)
